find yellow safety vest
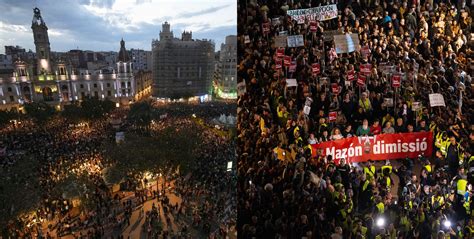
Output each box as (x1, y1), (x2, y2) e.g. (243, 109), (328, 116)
(259, 118), (266, 132)
(386, 177), (391, 188)
(381, 165), (393, 174)
(376, 202), (385, 214)
(363, 180), (370, 191)
(457, 179), (467, 195)
(431, 195), (445, 209)
(364, 166), (376, 179)
(424, 165), (432, 173)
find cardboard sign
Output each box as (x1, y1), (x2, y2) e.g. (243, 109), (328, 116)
(331, 83), (339, 94)
(312, 63), (320, 75)
(357, 74), (366, 86)
(305, 97), (313, 106)
(392, 74), (401, 88)
(329, 111), (337, 122)
(286, 79), (298, 87)
(284, 56), (291, 66)
(347, 69), (355, 81)
(429, 94), (446, 107)
(289, 61), (297, 72)
(262, 22), (270, 34)
(275, 35), (287, 48)
(310, 21), (318, 32)
(287, 35), (305, 48)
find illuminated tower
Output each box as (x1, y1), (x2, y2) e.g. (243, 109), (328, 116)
(31, 7), (51, 74)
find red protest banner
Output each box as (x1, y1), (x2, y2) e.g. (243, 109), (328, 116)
(289, 61), (296, 73)
(328, 111), (337, 122)
(262, 22), (270, 34)
(347, 69), (355, 81)
(310, 132), (433, 162)
(357, 74), (366, 86)
(312, 63), (320, 75)
(392, 74), (401, 88)
(276, 48), (285, 58)
(331, 83), (339, 94)
(284, 56), (291, 66)
(310, 21), (318, 32)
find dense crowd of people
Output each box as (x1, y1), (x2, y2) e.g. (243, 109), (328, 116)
(0, 101), (237, 238)
(237, 0), (473, 238)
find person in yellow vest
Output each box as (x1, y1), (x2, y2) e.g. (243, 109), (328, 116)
(374, 196), (385, 215)
(364, 160), (376, 181)
(465, 218), (474, 238)
(352, 219), (368, 238)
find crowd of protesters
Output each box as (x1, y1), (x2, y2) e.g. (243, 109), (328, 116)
(0, 100), (237, 238)
(237, 0), (473, 238)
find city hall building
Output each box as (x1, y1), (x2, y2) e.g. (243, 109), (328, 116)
(0, 8), (151, 111)
(152, 22), (215, 99)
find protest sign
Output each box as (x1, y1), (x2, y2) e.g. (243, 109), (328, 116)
(334, 33), (360, 54)
(429, 94), (446, 107)
(287, 5), (338, 23)
(275, 35), (287, 48)
(287, 35), (304, 48)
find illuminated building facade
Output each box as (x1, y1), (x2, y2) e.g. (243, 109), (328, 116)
(0, 8), (151, 111)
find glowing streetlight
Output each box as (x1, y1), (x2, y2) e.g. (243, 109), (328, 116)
(376, 217), (386, 228)
(443, 220), (451, 229)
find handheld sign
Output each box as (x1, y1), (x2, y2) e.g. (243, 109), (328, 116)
(289, 61), (297, 72)
(312, 63), (320, 75)
(360, 63), (372, 75)
(284, 56), (291, 66)
(286, 79), (298, 87)
(304, 105), (311, 115)
(361, 45), (370, 59)
(310, 21), (318, 32)
(357, 74), (366, 87)
(347, 69), (355, 81)
(262, 22), (271, 34)
(276, 48), (285, 58)
(392, 74), (401, 88)
(429, 94), (446, 107)
(275, 60), (282, 70)
(328, 111), (337, 122)
(331, 83), (339, 94)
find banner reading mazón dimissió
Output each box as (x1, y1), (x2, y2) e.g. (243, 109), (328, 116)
(310, 132), (433, 162)
(287, 5), (338, 23)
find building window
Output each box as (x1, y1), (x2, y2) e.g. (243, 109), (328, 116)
(127, 82), (131, 87)
(107, 83), (111, 87)
(7, 87), (12, 92)
(107, 91), (111, 97)
(94, 91), (99, 98)
(93, 83), (97, 88)
(9, 96), (14, 102)
(81, 92), (85, 99)
(80, 84), (84, 89)
(121, 82), (125, 88)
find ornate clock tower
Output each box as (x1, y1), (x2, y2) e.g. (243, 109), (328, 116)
(31, 7), (51, 74)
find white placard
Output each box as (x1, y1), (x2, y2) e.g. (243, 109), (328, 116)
(286, 78), (298, 87)
(237, 81), (246, 96)
(303, 105), (311, 115)
(287, 35), (304, 48)
(429, 93), (446, 107)
(275, 35), (287, 48)
(244, 35), (250, 44)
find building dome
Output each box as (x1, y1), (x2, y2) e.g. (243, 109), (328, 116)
(117, 38), (130, 62)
